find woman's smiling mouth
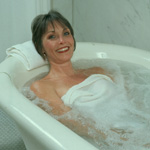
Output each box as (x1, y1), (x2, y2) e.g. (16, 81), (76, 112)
(56, 47), (69, 53)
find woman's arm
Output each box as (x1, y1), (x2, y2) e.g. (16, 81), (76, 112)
(58, 113), (107, 140)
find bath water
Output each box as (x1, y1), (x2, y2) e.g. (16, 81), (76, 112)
(22, 59), (150, 150)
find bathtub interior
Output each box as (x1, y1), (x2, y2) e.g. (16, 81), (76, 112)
(0, 42), (150, 150)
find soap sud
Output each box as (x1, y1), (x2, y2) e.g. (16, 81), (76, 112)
(21, 59), (150, 150)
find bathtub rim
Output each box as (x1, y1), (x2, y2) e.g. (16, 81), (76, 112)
(73, 42), (150, 69)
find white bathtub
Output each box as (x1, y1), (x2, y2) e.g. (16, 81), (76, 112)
(0, 42), (150, 150)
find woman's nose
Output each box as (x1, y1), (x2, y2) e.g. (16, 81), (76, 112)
(59, 36), (65, 44)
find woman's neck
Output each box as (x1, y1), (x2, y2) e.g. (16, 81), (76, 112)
(48, 61), (76, 78)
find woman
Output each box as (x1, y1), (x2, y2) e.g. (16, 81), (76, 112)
(30, 10), (110, 116)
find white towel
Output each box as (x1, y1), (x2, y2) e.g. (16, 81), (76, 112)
(6, 41), (48, 70)
(61, 74), (129, 123)
(61, 74), (115, 107)
(61, 74), (142, 129)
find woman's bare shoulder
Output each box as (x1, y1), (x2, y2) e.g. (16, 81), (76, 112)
(78, 67), (113, 80)
(30, 80), (41, 93)
(78, 67), (106, 76)
(30, 79), (54, 99)
(88, 67), (106, 74)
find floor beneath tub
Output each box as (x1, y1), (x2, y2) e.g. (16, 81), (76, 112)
(0, 109), (26, 150)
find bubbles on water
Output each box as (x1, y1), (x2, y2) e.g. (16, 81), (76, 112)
(22, 59), (150, 150)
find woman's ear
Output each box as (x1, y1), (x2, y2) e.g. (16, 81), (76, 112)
(43, 52), (47, 60)
(42, 49), (47, 60)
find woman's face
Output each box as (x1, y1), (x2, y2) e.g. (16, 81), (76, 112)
(42, 22), (74, 64)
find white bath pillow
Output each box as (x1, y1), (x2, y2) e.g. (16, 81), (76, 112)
(6, 41), (48, 70)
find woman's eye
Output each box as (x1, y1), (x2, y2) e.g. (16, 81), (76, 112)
(48, 35), (55, 39)
(64, 32), (70, 36)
